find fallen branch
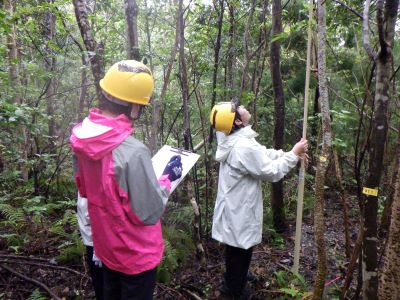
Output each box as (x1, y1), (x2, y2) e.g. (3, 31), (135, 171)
(0, 263), (61, 300)
(0, 259), (84, 276)
(0, 254), (50, 262)
(181, 287), (203, 300)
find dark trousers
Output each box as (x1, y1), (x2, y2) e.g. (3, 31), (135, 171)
(103, 264), (157, 300)
(225, 244), (253, 297)
(86, 246), (104, 300)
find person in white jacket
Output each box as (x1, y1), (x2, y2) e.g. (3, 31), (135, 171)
(77, 193), (104, 300)
(209, 102), (308, 300)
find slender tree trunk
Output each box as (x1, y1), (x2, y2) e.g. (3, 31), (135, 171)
(206, 0), (224, 236)
(225, 0), (236, 100)
(208, 0), (224, 145)
(362, 1), (398, 298)
(270, 0), (286, 233)
(4, 0), (28, 181)
(178, 0), (205, 262)
(149, 0), (179, 153)
(239, 0), (255, 96)
(43, 0), (57, 154)
(332, 142), (352, 259)
(178, 0), (189, 150)
(125, 0), (140, 60)
(78, 53), (89, 121)
(72, 0), (104, 101)
(379, 129), (400, 298)
(312, 0), (329, 298)
(250, 0), (268, 130)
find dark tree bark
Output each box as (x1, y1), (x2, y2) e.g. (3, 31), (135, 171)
(270, 0), (286, 233)
(125, 0), (140, 60)
(72, 0), (104, 101)
(362, 1), (399, 298)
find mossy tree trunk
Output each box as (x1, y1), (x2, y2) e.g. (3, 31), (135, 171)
(312, 0), (329, 298)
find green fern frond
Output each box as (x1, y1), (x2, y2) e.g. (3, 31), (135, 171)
(165, 205), (194, 228)
(0, 203), (25, 228)
(29, 288), (49, 300)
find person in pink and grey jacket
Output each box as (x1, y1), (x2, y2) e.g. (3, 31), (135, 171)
(70, 60), (182, 300)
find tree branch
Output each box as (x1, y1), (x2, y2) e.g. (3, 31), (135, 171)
(0, 263), (61, 300)
(332, 0), (363, 20)
(376, 0), (386, 55)
(363, 0), (377, 59)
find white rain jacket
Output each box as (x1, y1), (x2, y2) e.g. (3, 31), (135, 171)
(212, 126), (299, 249)
(77, 192), (92, 246)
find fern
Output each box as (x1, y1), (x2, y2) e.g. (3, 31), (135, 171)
(157, 224), (195, 283)
(0, 202), (26, 229)
(165, 205), (194, 228)
(28, 288), (48, 300)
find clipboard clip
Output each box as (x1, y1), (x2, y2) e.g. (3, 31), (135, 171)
(170, 146), (191, 156)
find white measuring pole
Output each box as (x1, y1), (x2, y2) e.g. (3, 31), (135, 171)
(292, 0), (314, 275)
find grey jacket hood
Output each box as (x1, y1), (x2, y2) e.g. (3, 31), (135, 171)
(215, 126), (258, 163)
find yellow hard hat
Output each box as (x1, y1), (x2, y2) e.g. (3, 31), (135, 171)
(99, 60), (154, 105)
(210, 102), (236, 135)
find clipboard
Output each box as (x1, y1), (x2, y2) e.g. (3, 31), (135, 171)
(152, 145), (200, 193)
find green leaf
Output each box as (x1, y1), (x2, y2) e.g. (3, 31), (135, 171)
(271, 31), (288, 42)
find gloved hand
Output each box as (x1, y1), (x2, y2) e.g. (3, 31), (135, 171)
(162, 155), (183, 182)
(92, 251), (102, 268)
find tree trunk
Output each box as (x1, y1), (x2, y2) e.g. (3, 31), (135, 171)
(4, 0), (28, 181)
(206, 0), (224, 236)
(250, 0), (268, 131)
(379, 139), (400, 235)
(208, 0), (224, 145)
(361, 1), (398, 298)
(379, 130), (400, 299)
(239, 0), (256, 96)
(312, 0), (329, 298)
(72, 0), (104, 101)
(125, 0), (140, 60)
(225, 0), (236, 100)
(270, 0), (286, 233)
(178, 0), (205, 263)
(43, 0), (57, 154)
(149, 0), (179, 154)
(332, 142), (352, 259)
(178, 0), (190, 150)
(78, 53), (89, 122)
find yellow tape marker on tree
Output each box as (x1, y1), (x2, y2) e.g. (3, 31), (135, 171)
(319, 156), (327, 162)
(362, 187), (378, 197)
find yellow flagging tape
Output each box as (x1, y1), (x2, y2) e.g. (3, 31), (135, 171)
(319, 156), (328, 162)
(362, 187), (378, 197)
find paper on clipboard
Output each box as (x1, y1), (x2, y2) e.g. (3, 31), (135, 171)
(152, 145), (200, 193)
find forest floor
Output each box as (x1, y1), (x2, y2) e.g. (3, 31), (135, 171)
(0, 192), (357, 300)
